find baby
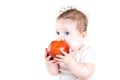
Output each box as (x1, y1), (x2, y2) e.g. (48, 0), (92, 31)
(45, 7), (95, 80)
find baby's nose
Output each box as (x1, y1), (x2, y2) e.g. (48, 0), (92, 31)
(57, 35), (65, 40)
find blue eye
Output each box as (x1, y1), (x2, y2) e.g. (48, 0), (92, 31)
(56, 31), (60, 35)
(65, 31), (70, 35)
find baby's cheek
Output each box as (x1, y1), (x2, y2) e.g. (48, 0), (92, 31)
(65, 38), (74, 47)
(69, 41), (80, 50)
(66, 41), (73, 49)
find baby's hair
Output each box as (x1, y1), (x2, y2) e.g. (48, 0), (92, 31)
(57, 6), (88, 33)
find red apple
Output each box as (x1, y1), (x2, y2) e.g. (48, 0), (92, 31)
(48, 39), (69, 58)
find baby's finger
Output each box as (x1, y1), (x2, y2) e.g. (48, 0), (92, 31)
(69, 48), (72, 53)
(46, 55), (51, 60)
(60, 48), (68, 56)
(46, 55), (54, 61)
(54, 57), (63, 62)
(45, 48), (49, 58)
(56, 54), (64, 59)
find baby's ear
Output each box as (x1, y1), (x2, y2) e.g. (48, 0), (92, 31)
(81, 31), (87, 39)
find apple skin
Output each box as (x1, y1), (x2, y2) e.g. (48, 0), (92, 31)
(48, 40), (69, 58)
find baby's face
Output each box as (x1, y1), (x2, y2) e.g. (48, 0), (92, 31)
(55, 19), (86, 51)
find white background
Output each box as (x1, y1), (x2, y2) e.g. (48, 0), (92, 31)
(0, 0), (120, 80)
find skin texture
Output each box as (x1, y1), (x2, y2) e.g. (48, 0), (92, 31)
(45, 19), (95, 80)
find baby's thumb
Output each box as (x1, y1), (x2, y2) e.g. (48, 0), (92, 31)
(69, 48), (72, 53)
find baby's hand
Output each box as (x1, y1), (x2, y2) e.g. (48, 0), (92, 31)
(54, 48), (76, 65)
(45, 48), (56, 66)
(45, 48), (54, 60)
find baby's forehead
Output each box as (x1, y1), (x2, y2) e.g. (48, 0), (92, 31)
(56, 19), (77, 28)
(55, 26), (68, 30)
(55, 20), (82, 34)
(55, 25), (78, 33)
(56, 18), (76, 23)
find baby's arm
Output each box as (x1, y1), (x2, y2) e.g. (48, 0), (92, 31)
(67, 61), (95, 80)
(45, 49), (60, 76)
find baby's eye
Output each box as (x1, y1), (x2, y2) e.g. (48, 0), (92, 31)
(65, 31), (70, 35)
(56, 31), (60, 35)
